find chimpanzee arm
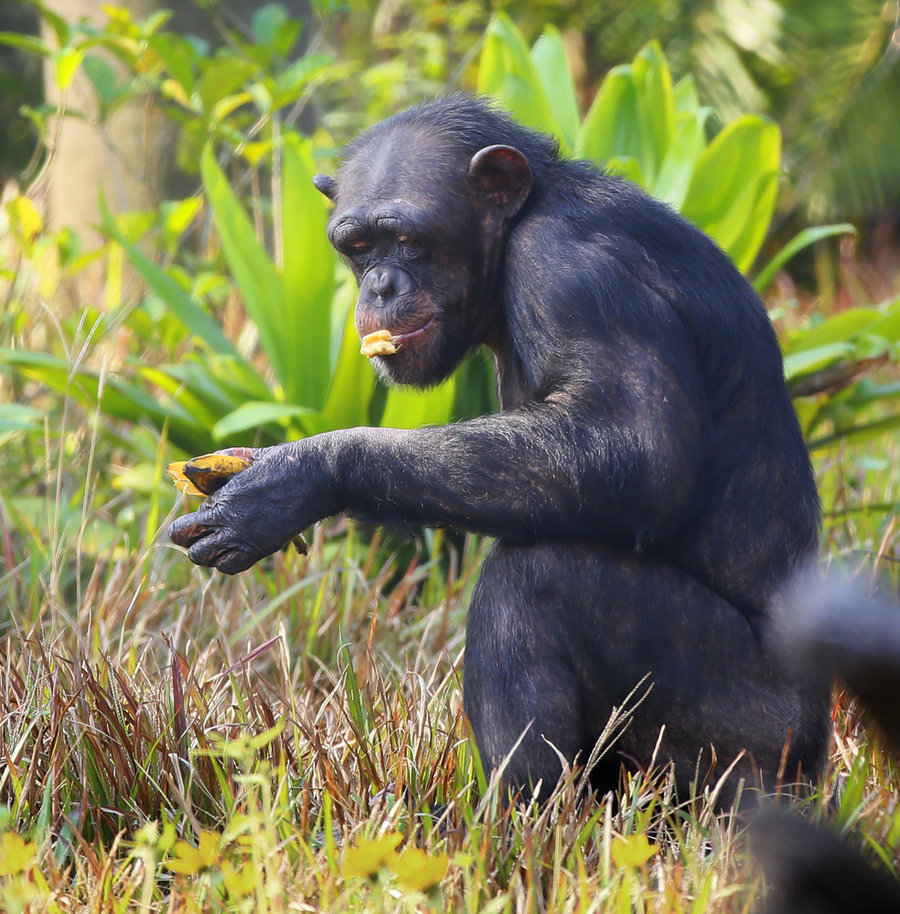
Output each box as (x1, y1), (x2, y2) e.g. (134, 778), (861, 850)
(169, 326), (707, 575)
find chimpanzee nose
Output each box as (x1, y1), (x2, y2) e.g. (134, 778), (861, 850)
(368, 266), (416, 302)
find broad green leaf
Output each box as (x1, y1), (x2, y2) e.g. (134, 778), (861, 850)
(576, 66), (642, 167)
(201, 145), (291, 393)
(274, 54), (334, 101)
(197, 58), (254, 111)
(673, 75), (700, 114)
(753, 224), (857, 292)
(0, 32), (51, 57)
(212, 401), (316, 440)
(530, 26), (579, 152)
(786, 308), (881, 354)
(150, 32), (196, 94)
(651, 108), (710, 208)
(692, 168), (777, 267)
(865, 296), (900, 342)
(721, 169), (779, 273)
(632, 41), (675, 183)
(54, 46), (84, 90)
(809, 413), (900, 452)
(280, 135), (334, 410)
(100, 198), (235, 356)
(783, 342), (856, 381)
(0, 404), (43, 434)
(322, 300), (376, 431)
(478, 13), (559, 141)
(1, 349), (201, 449)
(139, 366), (227, 429)
(380, 380), (456, 430)
(605, 155), (647, 188)
(682, 115), (780, 235)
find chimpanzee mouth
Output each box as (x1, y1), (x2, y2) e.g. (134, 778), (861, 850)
(390, 317), (436, 350)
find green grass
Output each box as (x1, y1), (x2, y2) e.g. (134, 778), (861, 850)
(2, 425), (900, 912)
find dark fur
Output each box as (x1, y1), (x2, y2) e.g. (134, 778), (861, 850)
(170, 96), (828, 802)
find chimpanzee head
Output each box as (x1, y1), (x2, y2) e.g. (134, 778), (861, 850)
(313, 97), (551, 387)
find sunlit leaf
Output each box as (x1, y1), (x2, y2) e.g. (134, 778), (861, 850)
(611, 834), (657, 868)
(341, 833), (403, 879)
(477, 13), (559, 142)
(576, 65), (641, 167)
(222, 860), (256, 897)
(388, 847), (449, 891)
(380, 378), (456, 430)
(0, 832), (37, 876)
(166, 829), (221, 875)
(531, 25), (579, 151)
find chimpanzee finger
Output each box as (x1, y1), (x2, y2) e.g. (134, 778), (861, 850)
(169, 512), (218, 549)
(185, 532), (254, 574)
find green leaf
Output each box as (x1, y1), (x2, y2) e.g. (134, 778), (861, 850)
(721, 169), (780, 273)
(279, 135), (335, 409)
(808, 413), (900, 452)
(753, 224), (857, 292)
(82, 55), (127, 108)
(530, 26), (579, 152)
(100, 197), (235, 356)
(54, 46), (85, 91)
(605, 155), (647, 188)
(783, 342), (856, 381)
(576, 65), (641, 167)
(201, 145), (290, 392)
(273, 53), (333, 101)
(321, 296), (376, 431)
(212, 401), (315, 440)
(632, 41), (675, 183)
(0, 32), (51, 57)
(0, 404), (43, 435)
(786, 308), (882, 354)
(650, 108), (710, 208)
(682, 115), (780, 238)
(477, 13), (559, 142)
(197, 58), (253, 112)
(673, 75), (700, 114)
(150, 32), (196, 94)
(380, 380), (456, 430)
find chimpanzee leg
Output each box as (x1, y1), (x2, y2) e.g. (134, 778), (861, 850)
(463, 540), (828, 802)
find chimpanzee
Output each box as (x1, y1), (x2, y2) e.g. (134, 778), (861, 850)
(170, 95), (829, 803)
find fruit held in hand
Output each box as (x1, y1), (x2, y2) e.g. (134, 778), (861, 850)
(166, 448), (308, 554)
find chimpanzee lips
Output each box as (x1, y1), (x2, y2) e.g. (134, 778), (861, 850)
(391, 317), (436, 349)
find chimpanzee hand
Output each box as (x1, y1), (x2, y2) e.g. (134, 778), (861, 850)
(168, 440), (339, 574)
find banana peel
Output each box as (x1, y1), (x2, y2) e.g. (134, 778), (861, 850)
(167, 449), (308, 555)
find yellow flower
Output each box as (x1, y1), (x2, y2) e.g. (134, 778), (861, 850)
(611, 834), (657, 869)
(388, 847), (449, 892)
(341, 833), (403, 879)
(165, 829), (221, 875)
(0, 832), (37, 876)
(222, 860), (257, 897)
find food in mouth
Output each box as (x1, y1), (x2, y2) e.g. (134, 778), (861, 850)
(360, 329), (398, 357)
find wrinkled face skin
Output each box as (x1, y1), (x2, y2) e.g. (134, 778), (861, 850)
(317, 130), (500, 388)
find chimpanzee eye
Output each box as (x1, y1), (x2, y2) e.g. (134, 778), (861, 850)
(396, 234), (422, 259)
(348, 239), (374, 255)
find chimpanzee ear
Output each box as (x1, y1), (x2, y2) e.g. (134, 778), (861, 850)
(468, 145), (532, 217)
(313, 174), (338, 201)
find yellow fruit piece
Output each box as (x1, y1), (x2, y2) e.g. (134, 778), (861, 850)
(166, 452), (251, 496)
(361, 329), (397, 357)
(166, 460), (206, 497)
(166, 449), (309, 556)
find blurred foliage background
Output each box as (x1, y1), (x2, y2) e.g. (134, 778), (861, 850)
(0, 3), (899, 908)
(0, 0), (898, 592)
